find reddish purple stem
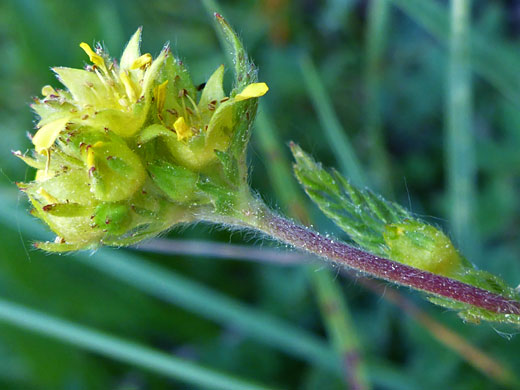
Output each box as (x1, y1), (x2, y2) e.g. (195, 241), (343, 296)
(261, 214), (520, 315)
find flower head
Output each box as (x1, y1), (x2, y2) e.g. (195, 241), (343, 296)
(15, 18), (268, 252)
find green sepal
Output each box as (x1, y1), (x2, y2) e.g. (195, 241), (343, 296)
(93, 202), (133, 236)
(28, 194), (101, 246)
(13, 151), (45, 170)
(197, 177), (235, 214)
(428, 296), (520, 325)
(120, 27), (142, 71)
(101, 223), (169, 247)
(215, 13), (257, 93)
(42, 203), (94, 217)
(34, 240), (97, 252)
(137, 123), (174, 144)
(147, 159), (199, 203)
(24, 169), (95, 205)
(215, 150), (239, 185)
(164, 135), (217, 172)
(31, 98), (75, 127)
(64, 129), (146, 202)
(383, 220), (466, 277)
(53, 67), (107, 106)
(214, 14), (259, 177)
(156, 52), (197, 128)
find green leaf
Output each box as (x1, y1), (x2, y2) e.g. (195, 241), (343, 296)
(0, 298), (278, 390)
(291, 144), (520, 324)
(290, 143), (406, 257)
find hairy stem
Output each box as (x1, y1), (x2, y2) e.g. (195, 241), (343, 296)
(221, 200), (520, 316)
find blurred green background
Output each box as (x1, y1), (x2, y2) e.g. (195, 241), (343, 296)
(2, 0), (520, 389)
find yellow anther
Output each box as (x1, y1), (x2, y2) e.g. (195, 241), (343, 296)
(120, 71), (138, 103)
(79, 42), (107, 72)
(130, 53), (153, 70)
(92, 141), (104, 148)
(234, 82), (269, 102)
(173, 116), (193, 141)
(41, 85), (57, 97)
(37, 188), (58, 204)
(156, 80), (169, 113)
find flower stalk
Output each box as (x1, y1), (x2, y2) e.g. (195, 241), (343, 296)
(197, 197), (519, 321)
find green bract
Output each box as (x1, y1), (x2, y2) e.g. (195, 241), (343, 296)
(15, 16), (268, 252)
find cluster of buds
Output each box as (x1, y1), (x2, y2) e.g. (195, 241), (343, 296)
(15, 15), (268, 251)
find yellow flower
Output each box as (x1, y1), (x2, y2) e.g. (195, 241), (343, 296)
(31, 29), (166, 155)
(18, 18), (270, 252)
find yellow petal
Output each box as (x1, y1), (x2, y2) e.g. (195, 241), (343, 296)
(234, 82), (269, 102)
(130, 53), (153, 70)
(173, 116), (193, 141)
(120, 71), (138, 103)
(156, 80), (169, 112)
(79, 42), (106, 71)
(32, 117), (70, 153)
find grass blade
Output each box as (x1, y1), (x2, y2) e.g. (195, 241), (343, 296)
(364, 0), (393, 195)
(82, 249), (339, 372)
(137, 238), (306, 265)
(254, 109), (310, 222)
(136, 235), (520, 387)
(0, 298), (279, 390)
(445, 0), (477, 257)
(389, 0), (520, 105)
(311, 269), (371, 390)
